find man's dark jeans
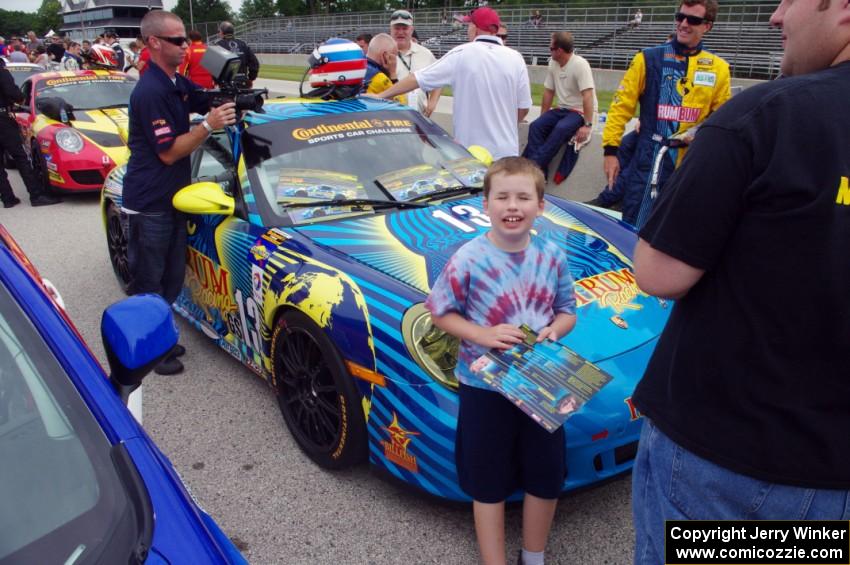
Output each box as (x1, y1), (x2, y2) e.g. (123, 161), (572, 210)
(522, 108), (584, 175)
(127, 210), (187, 305)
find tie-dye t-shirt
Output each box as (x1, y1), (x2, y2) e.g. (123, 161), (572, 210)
(425, 233), (576, 390)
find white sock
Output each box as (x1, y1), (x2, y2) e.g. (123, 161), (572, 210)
(521, 548), (545, 565)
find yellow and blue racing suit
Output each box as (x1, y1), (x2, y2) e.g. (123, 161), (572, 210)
(602, 40), (731, 226)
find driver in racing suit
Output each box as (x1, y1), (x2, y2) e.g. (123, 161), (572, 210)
(595, 0), (731, 227)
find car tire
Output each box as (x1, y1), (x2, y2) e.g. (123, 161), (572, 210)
(271, 309), (368, 470)
(29, 140), (51, 194)
(106, 204), (131, 294)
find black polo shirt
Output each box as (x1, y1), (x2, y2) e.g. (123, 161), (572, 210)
(634, 62), (850, 489)
(123, 62), (208, 213)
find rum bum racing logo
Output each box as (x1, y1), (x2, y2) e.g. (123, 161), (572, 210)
(574, 268), (646, 313)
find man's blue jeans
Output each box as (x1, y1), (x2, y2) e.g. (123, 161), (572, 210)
(522, 108), (584, 174)
(127, 210), (187, 305)
(633, 418), (850, 565)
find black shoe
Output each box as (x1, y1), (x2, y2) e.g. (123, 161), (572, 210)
(2, 197), (21, 209)
(154, 355), (184, 375)
(30, 194), (61, 207)
(171, 344), (186, 357)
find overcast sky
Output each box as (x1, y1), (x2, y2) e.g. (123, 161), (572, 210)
(14, 0), (244, 20)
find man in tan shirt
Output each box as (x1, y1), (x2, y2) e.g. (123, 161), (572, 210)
(522, 31), (597, 184)
(389, 9), (442, 117)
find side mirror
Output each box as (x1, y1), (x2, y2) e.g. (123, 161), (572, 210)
(467, 145), (493, 167)
(101, 294), (178, 402)
(35, 96), (74, 123)
(173, 181), (235, 215)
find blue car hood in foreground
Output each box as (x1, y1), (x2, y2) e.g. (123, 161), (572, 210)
(293, 196), (671, 363)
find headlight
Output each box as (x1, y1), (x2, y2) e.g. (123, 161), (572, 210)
(401, 303), (459, 390)
(54, 128), (84, 153)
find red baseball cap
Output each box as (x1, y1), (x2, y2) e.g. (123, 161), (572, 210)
(455, 7), (501, 33)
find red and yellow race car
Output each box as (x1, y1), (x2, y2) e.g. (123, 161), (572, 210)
(14, 70), (136, 193)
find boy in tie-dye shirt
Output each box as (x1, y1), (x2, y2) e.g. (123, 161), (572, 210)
(425, 157), (576, 565)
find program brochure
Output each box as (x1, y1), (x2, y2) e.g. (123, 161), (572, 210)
(470, 325), (613, 433)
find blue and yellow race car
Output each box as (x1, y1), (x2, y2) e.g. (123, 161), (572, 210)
(102, 97), (669, 501)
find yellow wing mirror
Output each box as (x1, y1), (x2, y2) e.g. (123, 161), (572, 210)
(173, 182), (235, 216)
(467, 145), (493, 167)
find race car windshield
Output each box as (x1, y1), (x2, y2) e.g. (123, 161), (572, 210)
(36, 77), (136, 111)
(0, 282), (145, 563)
(244, 110), (485, 225)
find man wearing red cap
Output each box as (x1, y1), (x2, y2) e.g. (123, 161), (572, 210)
(377, 7), (531, 161)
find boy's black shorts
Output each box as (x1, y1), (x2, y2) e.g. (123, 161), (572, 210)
(455, 383), (566, 503)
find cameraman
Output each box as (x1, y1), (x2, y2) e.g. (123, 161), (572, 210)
(0, 58), (60, 208)
(215, 21), (259, 87)
(124, 10), (236, 375)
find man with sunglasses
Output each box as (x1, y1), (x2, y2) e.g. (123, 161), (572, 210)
(123, 10), (237, 375)
(631, 0), (850, 562)
(522, 31), (597, 185)
(593, 0), (730, 227)
(389, 10), (441, 117)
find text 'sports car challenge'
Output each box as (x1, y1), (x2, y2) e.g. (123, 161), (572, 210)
(0, 224), (247, 563)
(102, 97), (670, 501)
(15, 70), (135, 194)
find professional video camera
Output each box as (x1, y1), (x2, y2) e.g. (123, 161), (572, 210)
(200, 45), (268, 113)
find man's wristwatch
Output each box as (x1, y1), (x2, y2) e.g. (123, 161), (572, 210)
(584, 122), (593, 128)
(201, 119), (213, 134)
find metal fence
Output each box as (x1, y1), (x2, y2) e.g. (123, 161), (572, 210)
(195, 1), (782, 79)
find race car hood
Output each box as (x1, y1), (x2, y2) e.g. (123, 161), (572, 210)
(37, 108), (130, 163)
(293, 196), (671, 362)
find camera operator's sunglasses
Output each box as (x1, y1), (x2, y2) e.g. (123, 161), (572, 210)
(674, 12), (710, 25)
(155, 35), (189, 46)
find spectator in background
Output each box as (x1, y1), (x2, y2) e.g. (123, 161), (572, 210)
(103, 31), (125, 71)
(32, 45), (49, 68)
(8, 43), (28, 63)
(26, 31), (42, 51)
(630, 8), (644, 28)
(591, 0), (730, 227)
(497, 25), (508, 44)
(0, 37), (6, 57)
(522, 31), (597, 184)
(363, 33), (406, 105)
(62, 42), (83, 70)
(81, 39), (92, 59)
(355, 33), (373, 54)
(179, 30), (215, 88)
(631, 2), (850, 563)
(379, 7), (531, 160)
(215, 21), (259, 87)
(125, 40), (140, 72)
(529, 10), (543, 28)
(389, 10), (441, 117)
(46, 34), (65, 69)
(135, 36), (151, 75)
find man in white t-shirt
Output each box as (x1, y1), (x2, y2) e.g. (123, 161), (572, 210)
(389, 9), (442, 117)
(522, 31), (597, 184)
(378, 7), (531, 160)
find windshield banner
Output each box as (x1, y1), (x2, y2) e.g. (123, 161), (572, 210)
(243, 110), (447, 167)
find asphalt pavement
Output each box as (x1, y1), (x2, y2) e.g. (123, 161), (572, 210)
(0, 87), (633, 564)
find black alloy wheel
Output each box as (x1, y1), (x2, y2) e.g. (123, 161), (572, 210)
(106, 204), (131, 294)
(272, 310), (367, 469)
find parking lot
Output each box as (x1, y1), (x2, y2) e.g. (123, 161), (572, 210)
(1, 128), (633, 563)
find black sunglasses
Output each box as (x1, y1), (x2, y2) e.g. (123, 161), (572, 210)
(155, 35), (188, 46)
(674, 12), (710, 26)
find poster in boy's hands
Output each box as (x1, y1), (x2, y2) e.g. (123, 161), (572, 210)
(471, 325), (613, 433)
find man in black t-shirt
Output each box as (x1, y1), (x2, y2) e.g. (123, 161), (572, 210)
(214, 21), (259, 86)
(630, 2), (850, 563)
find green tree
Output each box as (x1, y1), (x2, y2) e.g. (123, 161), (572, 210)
(0, 9), (39, 37)
(36, 0), (61, 34)
(275, 0), (308, 16)
(173, 0), (233, 28)
(240, 0), (278, 20)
